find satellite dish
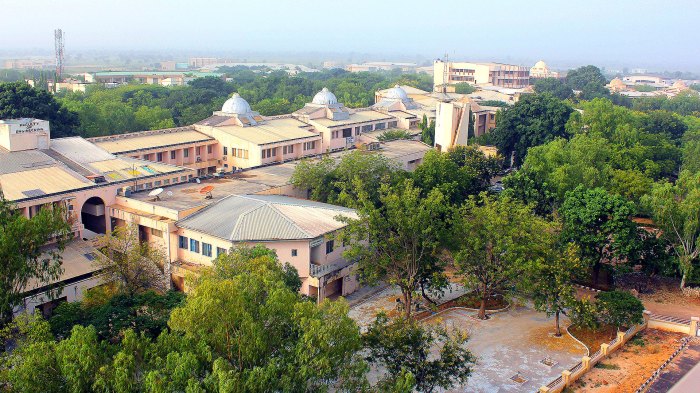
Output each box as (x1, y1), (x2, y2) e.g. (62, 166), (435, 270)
(148, 188), (164, 200)
(199, 185), (215, 199)
(195, 178), (201, 184)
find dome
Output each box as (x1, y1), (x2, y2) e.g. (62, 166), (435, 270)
(533, 60), (547, 70)
(384, 85), (409, 100)
(221, 93), (252, 114)
(312, 87), (338, 105)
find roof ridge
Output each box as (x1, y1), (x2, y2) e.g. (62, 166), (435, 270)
(227, 196), (274, 240)
(266, 202), (313, 238)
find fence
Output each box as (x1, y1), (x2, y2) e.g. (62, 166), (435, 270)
(539, 311), (700, 393)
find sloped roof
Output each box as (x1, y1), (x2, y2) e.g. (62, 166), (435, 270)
(177, 194), (356, 242)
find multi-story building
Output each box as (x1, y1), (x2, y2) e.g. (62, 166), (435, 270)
(529, 60), (560, 79)
(84, 71), (223, 86)
(345, 62), (418, 73)
(188, 57), (220, 68)
(434, 60), (530, 89)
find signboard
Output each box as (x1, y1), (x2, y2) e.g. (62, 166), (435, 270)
(10, 120), (49, 134)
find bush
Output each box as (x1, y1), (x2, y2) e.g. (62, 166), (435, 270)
(596, 290), (644, 331)
(377, 129), (413, 141)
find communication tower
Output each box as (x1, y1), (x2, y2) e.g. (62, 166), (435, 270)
(54, 29), (65, 80)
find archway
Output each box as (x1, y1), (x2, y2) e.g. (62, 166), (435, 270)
(81, 196), (106, 237)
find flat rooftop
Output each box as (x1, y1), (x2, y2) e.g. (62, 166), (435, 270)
(309, 110), (394, 128)
(90, 127), (214, 154)
(25, 239), (103, 293)
(214, 118), (320, 145)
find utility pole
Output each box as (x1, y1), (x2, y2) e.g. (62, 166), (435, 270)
(54, 29), (65, 86)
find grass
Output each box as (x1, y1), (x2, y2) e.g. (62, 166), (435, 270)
(630, 336), (646, 347)
(594, 362), (621, 370)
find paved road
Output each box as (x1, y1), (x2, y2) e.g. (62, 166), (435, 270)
(646, 339), (700, 393)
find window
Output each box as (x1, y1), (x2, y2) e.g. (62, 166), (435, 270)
(342, 128), (352, 138)
(189, 239), (200, 253)
(196, 146), (201, 156)
(164, 179), (170, 185)
(283, 145), (294, 155)
(156, 152), (163, 162)
(355, 126), (360, 136)
(170, 151), (176, 159)
(202, 243), (212, 257)
(361, 124), (373, 132)
(178, 236), (188, 249)
(217, 247), (227, 257)
(184, 149), (190, 158)
(151, 228), (163, 237)
(303, 141), (316, 151)
(207, 145), (213, 154)
(223, 146), (228, 156)
(181, 176), (187, 181)
(388, 121), (398, 128)
(144, 182), (152, 189)
(154, 180), (161, 186)
(291, 249), (298, 257)
(172, 177), (179, 183)
(374, 123), (386, 130)
(261, 149), (266, 159)
(232, 148), (237, 157)
(325, 240), (334, 254)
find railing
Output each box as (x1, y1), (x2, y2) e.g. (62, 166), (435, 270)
(546, 376), (563, 389)
(569, 362), (583, 374)
(309, 259), (356, 277)
(590, 349), (602, 359)
(649, 313), (691, 325)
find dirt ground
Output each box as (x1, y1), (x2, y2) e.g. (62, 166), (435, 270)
(569, 329), (687, 393)
(638, 282), (700, 320)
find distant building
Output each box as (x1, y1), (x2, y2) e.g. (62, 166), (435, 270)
(188, 57), (219, 68)
(84, 71), (224, 86)
(55, 79), (90, 93)
(529, 60), (560, 79)
(160, 61), (190, 71)
(346, 62), (418, 73)
(3, 58), (54, 70)
(434, 60), (530, 89)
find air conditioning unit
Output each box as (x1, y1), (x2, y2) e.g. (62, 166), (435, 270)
(196, 157), (202, 162)
(119, 186), (132, 197)
(346, 137), (354, 144)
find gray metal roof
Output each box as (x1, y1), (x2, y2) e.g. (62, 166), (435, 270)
(0, 149), (57, 175)
(49, 137), (115, 164)
(177, 194), (357, 242)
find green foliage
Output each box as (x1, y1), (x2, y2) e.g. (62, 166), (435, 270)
(565, 65), (607, 91)
(559, 186), (642, 279)
(0, 81), (79, 137)
(340, 180), (449, 317)
(568, 298), (600, 330)
(412, 146), (501, 205)
(643, 171), (700, 288)
(596, 290), (645, 331)
(489, 93), (574, 166)
(637, 110), (688, 140)
(533, 78), (574, 100)
(364, 314), (474, 392)
(377, 129), (413, 141)
(632, 90), (700, 116)
(49, 290), (185, 341)
(0, 194), (72, 328)
(419, 114), (435, 146)
(290, 150), (403, 208)
(476, 100), (510, 108)
(454, 194), (553, 319)
(453, 83), (476, 94)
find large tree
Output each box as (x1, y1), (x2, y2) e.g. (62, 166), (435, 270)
(533, 77), (574, 100)
(0, 196), (71, 328)
(596, 290), (645, 336)
(364, 314), (474, 393)
(559, 186), (642, 286)
(643, 171), (700, 288)
(0, 81), (79, 138)
(565, 65), (607, 91)
(489, 93), (574, 166)
(93, 224), (167, 296)
(341, 179), (448, 318)
(453, 194), (553, 319)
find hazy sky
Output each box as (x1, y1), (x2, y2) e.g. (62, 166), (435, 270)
(2, 0), (699, 71)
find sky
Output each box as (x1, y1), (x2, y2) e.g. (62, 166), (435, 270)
(1, 0), (699, 72)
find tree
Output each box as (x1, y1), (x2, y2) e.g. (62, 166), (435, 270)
(454, 194), (553, 319)
(0, 195), (71, 328)
(489, 93), (574, 166)
(93, 224), (167, 296)
(533, 77), (574, 100)
(565, 65), (607, 91)
(377, 129), (413, 141)
(527, 243), (585, 336)
(596, 290), (644, 335)
(419, 114), (435, 146)
(637, 110), (688, 140)
(643, 171), (700, 289)
(559, 186), (641, 286)
(341, 180), (448, 318)
(453, 83), (476, 94)
(0, 81), (79, 138)
(412, 146), (501, 205)
(363, 314), (474, 393)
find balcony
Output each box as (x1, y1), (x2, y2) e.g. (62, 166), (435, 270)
(310, 259), (357, 278)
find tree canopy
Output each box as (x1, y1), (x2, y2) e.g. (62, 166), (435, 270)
(0, 82), (79, 138)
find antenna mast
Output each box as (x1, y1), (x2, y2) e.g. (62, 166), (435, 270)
(54, 29), (65, 80)
(441, 52), (449, 93)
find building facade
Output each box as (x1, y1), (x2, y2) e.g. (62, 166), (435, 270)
(434, 60), (530, 89)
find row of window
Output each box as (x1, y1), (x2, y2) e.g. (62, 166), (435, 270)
(134, 175), (191, 191)
(223, 146), (250, 159)
(147, 145), (214, 162)
(262, 147), (278, 159)
(178, 236), (227, 258)
(303, 141), (316, 151)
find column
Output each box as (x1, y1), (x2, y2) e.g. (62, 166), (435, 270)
(562, 370), (571, 385)
(581, 356), (591, 371)
(600, 343), (610, 356)
(690, 317), (699, 337)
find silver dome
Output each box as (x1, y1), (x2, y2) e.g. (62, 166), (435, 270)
(312, 87), (338, 105)
(221, 93), (252, 114)
(384, 85), (409, 101)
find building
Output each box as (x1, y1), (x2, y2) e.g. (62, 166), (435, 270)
(55, 79), (90, 93)
(3, 58), (54, 70)
(529, 60), (560, 79)
(434, 60), (530, 89)
(188, 57), (220, 68)
(84, 71), (223, 86)
(175, 194), (359, 300)
(345, 62), (418, 73)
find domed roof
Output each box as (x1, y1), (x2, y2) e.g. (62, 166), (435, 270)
(312, 87), (338, 105)
(609, 78), (625, 88)
(533, 60), (547, 69)
(384, 85), (409, 100)
(221, 93), (252, 115)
